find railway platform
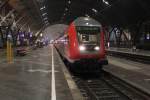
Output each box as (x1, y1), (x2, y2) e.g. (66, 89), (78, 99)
(107, 47), (150, 57)
(0, 45), (83, 100)
(107, 47), (150, 64)
(104, 56), (150, 95)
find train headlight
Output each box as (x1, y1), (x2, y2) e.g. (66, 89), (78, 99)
(79, 45), (86, 51)
(94, 46), (100, 51)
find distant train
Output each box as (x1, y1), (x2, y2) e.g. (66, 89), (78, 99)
(55, 17), (108, 71)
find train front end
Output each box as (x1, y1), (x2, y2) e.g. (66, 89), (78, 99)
(68, 17), (108, 65)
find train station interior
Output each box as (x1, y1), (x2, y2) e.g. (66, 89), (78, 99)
(0, 0), (150, 100)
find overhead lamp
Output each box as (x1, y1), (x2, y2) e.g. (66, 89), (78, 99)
(21, 34), (25, 38)
(103, 0), (109, 5)
(68, 0), (71, 4)
(40, 33), (43, 37)
(86, 22), (89, 25)
(92, 8), (98, 13)
(42, 13), (47, 16)
(40, 6), (46, 10)
(7, 34), (12, 38)
(65, 8), (68, 11)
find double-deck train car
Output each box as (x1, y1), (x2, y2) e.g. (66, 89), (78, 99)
(56, 17), (108, 71)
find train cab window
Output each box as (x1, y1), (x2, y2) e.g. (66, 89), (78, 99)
(80, 34), (89, 42)
(76, 26), (100, 45)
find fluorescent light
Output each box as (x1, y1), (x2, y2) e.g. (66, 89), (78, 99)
(103, 0), (109, 5)
(43, 17), (48, 20)
(42, 13), (47, 16)
(68, 0), (71, 4)
(40, 6), (46, 10)
(40, 33), (43, 37)
(65, 8), (68, 11)
(86, 22), (89, 25)
(92, 8), (98, 13)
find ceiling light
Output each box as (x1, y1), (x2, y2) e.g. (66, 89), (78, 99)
(40, 6), (46, 10)
(92, 8), (98, 13)
(68, 0), (71, 4)
(65, 8), (68, 11)
(86, 22), (89, 25)
(103, 0), (109, 5)
(42, 13), (47, 16)
(40, 33), (43, 37)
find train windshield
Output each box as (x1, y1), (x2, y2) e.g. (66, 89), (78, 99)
(76, 26), (100, 45)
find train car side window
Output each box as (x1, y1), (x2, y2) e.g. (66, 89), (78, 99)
(64, 35), (69, 44)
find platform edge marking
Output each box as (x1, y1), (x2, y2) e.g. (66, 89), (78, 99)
(54, 51), (84, 100)
(51, 45), (56, 100)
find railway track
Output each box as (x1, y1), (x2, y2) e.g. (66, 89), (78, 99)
(107, 51), (150, 64)
(55, 47), (150, 100)
(72, 71), (150, 100)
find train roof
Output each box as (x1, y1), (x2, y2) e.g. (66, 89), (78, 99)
(73, 17), (102, 27)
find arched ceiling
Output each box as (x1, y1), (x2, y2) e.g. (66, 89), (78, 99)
(43, 0), (150, 39)
(7, 0), (150, 29)
(44, 0), (150, 26)
(4, 0), (150, 39)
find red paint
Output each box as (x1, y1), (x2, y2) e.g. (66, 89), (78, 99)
(64, 24), (106, 61)
(56, 18), (106, 62)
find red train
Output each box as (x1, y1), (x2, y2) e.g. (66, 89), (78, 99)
(55, 17), (108, 71)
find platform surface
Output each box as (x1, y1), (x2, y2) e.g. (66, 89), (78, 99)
(0, 45), (75, 100)
(104, 56), (150, 94)
(107, 47), (150, 57)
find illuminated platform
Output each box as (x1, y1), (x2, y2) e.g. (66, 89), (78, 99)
(104, 56), (150, 95)
(0, 45), (83, 100)
(107, 47), (150, 57)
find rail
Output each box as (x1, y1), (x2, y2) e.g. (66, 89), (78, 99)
(107, 50), (150, 64)
(72, 71), (150, 100)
